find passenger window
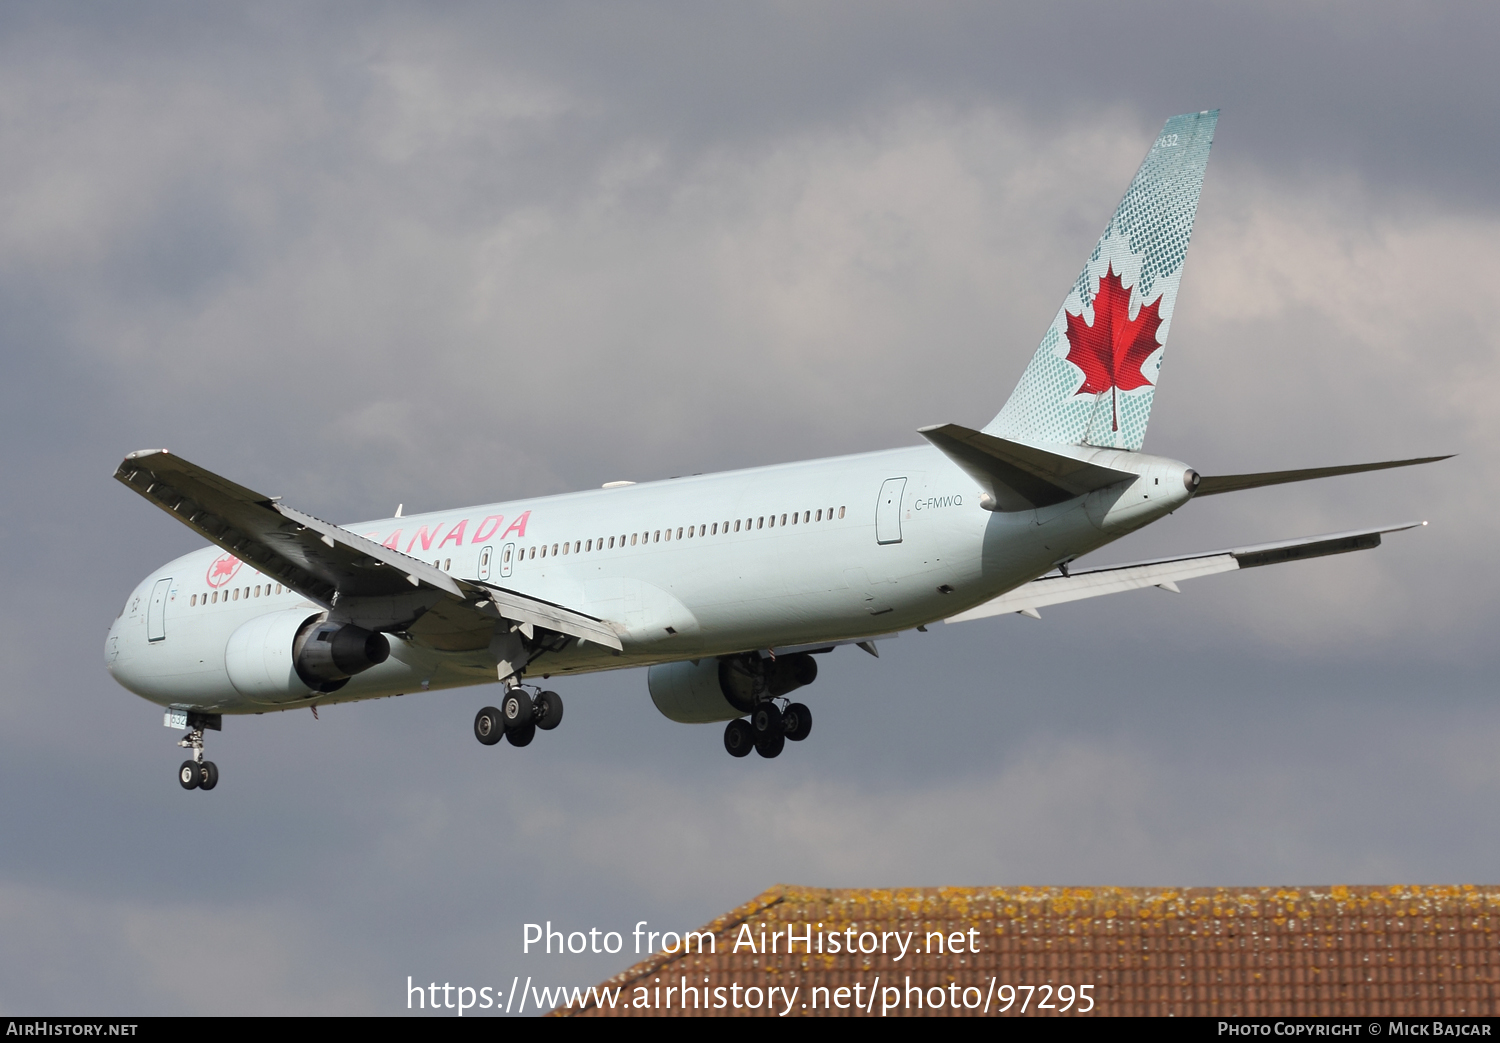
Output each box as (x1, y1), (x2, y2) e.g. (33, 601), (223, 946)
(663, 528), (671, 542)
(609, 536), (616, 549)
(551, 544), (559, 556)
(816, 509), (822, 521)
(444, 558), (451, 570)
(190, 594), (197, 607)
(803, 511), (810, 523)
(839, 506), (846, 518)
(586, 539), (592, 552)
(711, 523), (718, 535)
(757, 517), (763, 529)
(232, 589), (239, 601)
(562, 543), (569, 555)
(768, 515), (775, 528)
(653, 531), (660, 543)
(734, 520), (741, 532)
(276, 584), (283, 594)
(529, 547), (536, 559)
(676, 527), (683, 540)
(780, 514), (787, 526)
(630, 533), (637, 546)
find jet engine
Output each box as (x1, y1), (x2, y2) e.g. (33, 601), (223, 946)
(292, 618), (390, 689)
(648, 653), (817, 724)
(224, 609), (389, 702)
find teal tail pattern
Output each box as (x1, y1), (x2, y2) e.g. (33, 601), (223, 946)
(985, 110), (1217, 451)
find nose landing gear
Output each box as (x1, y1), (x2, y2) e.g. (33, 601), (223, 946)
(168, 710), (222, 791)
(725, 699), (812, 760)
(473, 687), (564, 750)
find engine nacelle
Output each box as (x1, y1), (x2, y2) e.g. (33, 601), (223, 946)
(648, 653), (817, 724)
(224, 610), (389, 703)
(225, 608), (321, 703)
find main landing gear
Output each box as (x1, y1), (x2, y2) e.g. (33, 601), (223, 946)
(724, 699), (812, 760)
(169, 710), (222, 791)
(474, 687), (564, 749)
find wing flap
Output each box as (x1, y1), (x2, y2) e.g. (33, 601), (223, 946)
(476, 585), (624, 651)
(946, 522), (1423, 623)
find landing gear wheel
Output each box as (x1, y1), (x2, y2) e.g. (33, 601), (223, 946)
(750, 703), (783, 738)
(506, 722), (537, 748)
(755, 730), (786, 759)
(782, 702), (812, 742)
(198, 761), (219, 791)
(534, 691), (564, 731)
(178, 761), (200, 790)
(724, 719), (754, 758)
(501, 689), (533, 732)
(474, 706), (504, 745)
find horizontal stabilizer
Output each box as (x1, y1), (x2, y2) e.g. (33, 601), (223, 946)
(918, 423), (1134, 512)
(945, 522), (1423, 624)
(1195, 456), (1451, 497)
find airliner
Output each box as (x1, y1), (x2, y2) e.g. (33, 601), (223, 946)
(105, 110), (1446, 790)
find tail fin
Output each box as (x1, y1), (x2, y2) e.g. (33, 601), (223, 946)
(985, 110), (1217, 451)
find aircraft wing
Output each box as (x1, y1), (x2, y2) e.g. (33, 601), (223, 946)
(112, 449), (622, 651)
(944, 522), (1424, 624)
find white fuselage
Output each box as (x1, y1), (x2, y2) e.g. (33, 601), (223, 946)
(106, 443), (1193, 715)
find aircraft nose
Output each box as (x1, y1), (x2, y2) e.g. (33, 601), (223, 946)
(104, 616), (121, 673)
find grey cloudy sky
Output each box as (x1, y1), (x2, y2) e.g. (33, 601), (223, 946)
(2, 1), (1497, 1015)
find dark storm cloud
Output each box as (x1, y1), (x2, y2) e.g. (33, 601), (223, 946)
(0, 2), (1496, 1014)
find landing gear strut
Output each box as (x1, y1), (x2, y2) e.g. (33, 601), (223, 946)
(168, 710), (222, 791)
(474, 687), (564, 750)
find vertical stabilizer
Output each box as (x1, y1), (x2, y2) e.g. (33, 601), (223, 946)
(985, 110), (1217, 450)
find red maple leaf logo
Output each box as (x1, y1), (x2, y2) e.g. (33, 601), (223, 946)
(1063, 263), (1164, 431)
(206, 553), (242, 588)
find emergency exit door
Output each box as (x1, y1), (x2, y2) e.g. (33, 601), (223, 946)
(875, 478), (907, 545)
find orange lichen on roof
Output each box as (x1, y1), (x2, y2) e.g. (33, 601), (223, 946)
(557, 885), (1500, 1018)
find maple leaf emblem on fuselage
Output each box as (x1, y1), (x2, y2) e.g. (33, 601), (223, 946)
(1063, 263), (1164, 432)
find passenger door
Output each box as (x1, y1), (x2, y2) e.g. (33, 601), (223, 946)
(146, 577), (172, 642)
(875, 478), (907, 545)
